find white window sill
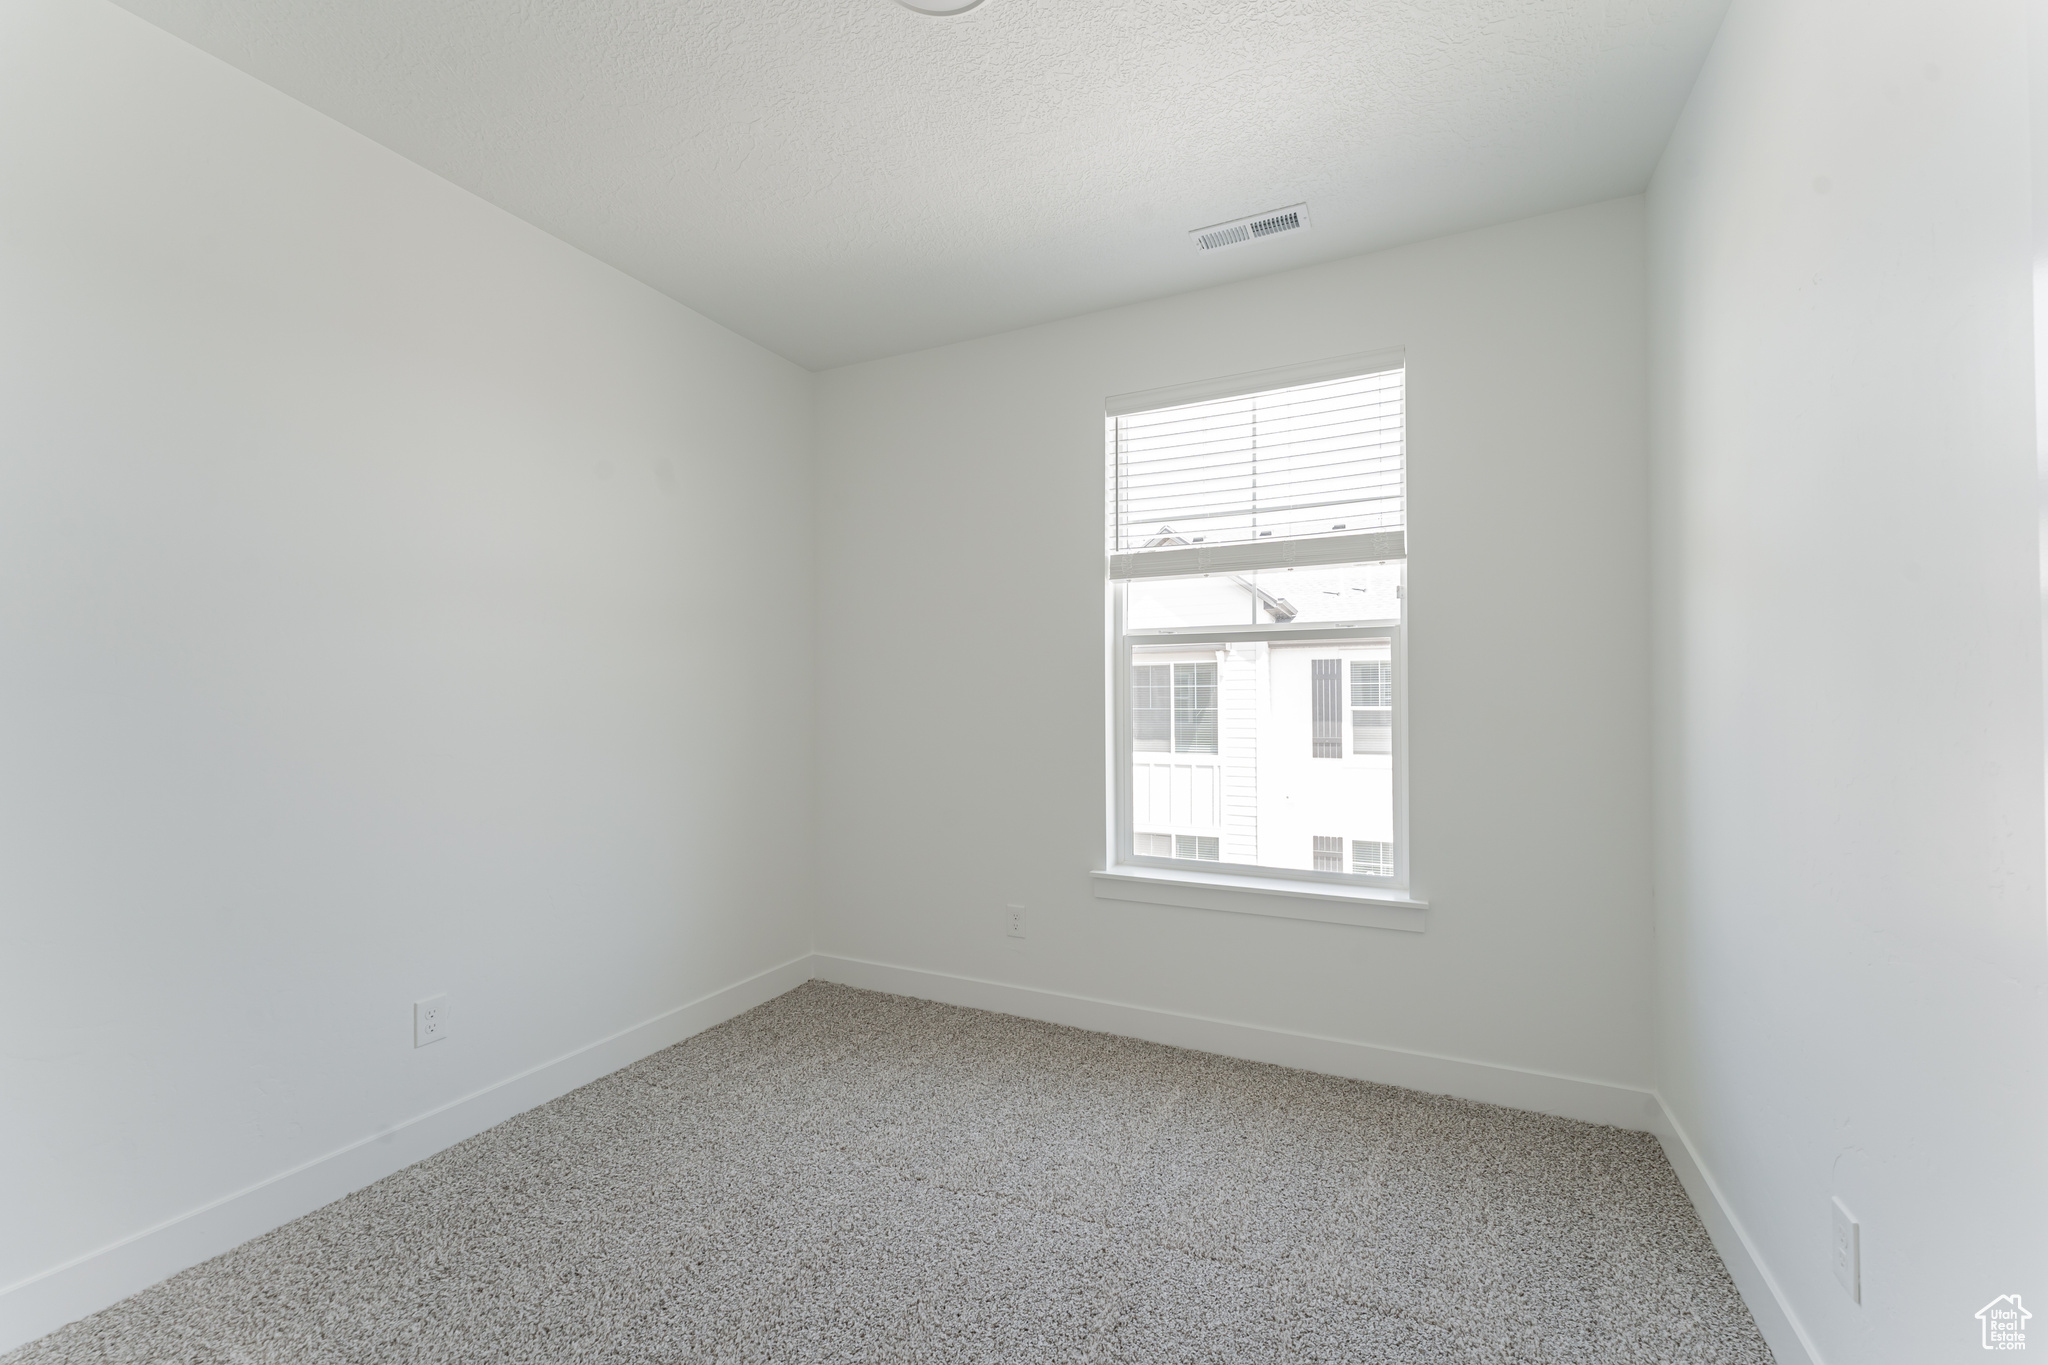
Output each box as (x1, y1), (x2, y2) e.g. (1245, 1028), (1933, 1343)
(1090, 866), (1428, 932)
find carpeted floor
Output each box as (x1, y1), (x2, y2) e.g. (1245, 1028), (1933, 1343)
(9, 982), (1773, 1364)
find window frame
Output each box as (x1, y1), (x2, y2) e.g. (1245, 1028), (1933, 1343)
(1103, 350), (1412, 896)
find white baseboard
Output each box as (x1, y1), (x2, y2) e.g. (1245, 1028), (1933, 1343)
(0, 952), (815, 1356)
(1654, 1103), (1822, 1365)
(811, 953), (1663, 1132)
(5, 950), (1820, 1365)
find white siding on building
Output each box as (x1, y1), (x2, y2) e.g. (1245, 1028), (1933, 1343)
(1132, 758), (1222, 830)
(1261, 643), (1394, 873)
(1220, 642), (1265, 864)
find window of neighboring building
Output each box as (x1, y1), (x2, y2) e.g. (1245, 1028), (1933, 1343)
(1134, 831), (1219, 860)
(1351, 659), (1392, 755)
(1132, 662), (1218, 754)
(1108, 356), (1407, 889)
(1352, 839), (1393, 877)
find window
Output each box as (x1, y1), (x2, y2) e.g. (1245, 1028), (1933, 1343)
(1132, 666), (1170, 751)
(1134, 832), (1219, 860)
(1351, 659), (1391, 755)
(1110, 357), (1406, 888)
(1133, 662), (1217, 753)
(1352, 840), (1393, 876)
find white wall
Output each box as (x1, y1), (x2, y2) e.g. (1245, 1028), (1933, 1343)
(1648, 2), (2048, 1361)
(814, 199), (1654, 1095)
(0, 0), (813, 1337)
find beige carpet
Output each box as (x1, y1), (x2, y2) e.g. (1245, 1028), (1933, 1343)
(8, 982), (1773, 1363)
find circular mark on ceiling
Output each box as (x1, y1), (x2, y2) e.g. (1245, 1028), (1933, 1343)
(894, 0), (984, 13)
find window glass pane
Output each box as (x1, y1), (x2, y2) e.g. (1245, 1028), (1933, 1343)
(1125, 573), (1277, 630)
(1247, 560), (1402, 625)
(1127, 562), (1403, 631)
(1173, 662), (1218, 754)
(1134, 832), (1174, 857)
(1131, 664), (1171, 752)
(1127, 632), (1394, 878)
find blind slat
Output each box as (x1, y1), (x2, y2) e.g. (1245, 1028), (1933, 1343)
(1110, 367), (1405, 578)
(1118, 450), (1403, 497)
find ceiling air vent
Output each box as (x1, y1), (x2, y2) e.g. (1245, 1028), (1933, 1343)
(1190, 203), (1311, 252)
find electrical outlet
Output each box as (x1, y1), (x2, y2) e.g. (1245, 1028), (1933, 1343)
(414, 995), (449, 1048)
(1831, 1197), (1860, 1302)
(1004, 904), (1026, 939)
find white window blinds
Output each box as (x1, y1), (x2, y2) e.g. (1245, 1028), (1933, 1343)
(1109, 364), (1404, 580)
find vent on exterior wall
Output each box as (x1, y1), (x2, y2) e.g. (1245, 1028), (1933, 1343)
(1190, 203), (1311, 252)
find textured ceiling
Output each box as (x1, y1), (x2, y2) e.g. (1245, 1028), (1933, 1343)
(111, 0), (1728, 369)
